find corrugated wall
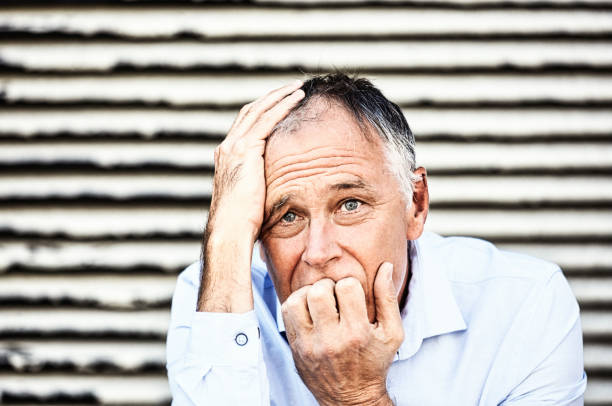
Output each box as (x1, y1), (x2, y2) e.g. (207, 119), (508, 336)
(0, 0), (611, 404)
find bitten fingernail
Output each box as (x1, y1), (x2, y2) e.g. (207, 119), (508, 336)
(384, 262), (394, 282)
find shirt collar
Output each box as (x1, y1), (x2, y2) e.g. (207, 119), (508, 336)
(397, 232), (467, 360)
(254, 232), (467, 357)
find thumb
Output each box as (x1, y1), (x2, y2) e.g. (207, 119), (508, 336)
(373, 262), (402, 329)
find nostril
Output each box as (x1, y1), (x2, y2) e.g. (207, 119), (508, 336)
(301, 243), (342, 269)
(301, 246), (328, 267)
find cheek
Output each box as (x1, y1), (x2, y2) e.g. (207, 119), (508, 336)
(339, 212), (408, 288)
(344, 213), (404, 260)
(261, 237), (303, 302)
(371, 216), (409, 295)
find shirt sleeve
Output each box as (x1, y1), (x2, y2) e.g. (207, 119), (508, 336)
(500, 269), (588, 405)
(166, 264), (270, 406)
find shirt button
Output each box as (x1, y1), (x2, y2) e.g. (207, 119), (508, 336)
(235, 333), (248, 346)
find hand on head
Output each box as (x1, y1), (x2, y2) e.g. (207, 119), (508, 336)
(198, 80), (305, 313)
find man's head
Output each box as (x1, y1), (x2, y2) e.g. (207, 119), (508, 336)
(259, 73), (429, 322)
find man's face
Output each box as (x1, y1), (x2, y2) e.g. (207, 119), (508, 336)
(260, 99), (422, 322)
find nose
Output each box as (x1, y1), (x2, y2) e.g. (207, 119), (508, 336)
(301, 217), (342, 269)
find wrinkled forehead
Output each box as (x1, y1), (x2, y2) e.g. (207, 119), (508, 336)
(262, 98), (389, 195)
(266, 96), (377, 156)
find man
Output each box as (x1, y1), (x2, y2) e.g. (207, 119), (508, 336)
(166, 73), (587, 405)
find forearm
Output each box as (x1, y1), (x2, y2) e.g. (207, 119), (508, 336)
(197, 224), (256, 313)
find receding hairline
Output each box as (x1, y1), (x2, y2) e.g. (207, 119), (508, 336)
(271, 94), (379, 145)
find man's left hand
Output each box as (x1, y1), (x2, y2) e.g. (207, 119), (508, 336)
(281, 263), (404, 406)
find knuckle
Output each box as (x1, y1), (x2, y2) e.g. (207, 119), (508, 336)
(346, 335), (363, 349)
(283, 288), (308, 313)
(248, 119), (266, 136)
(233, 140), (247, 155)
(308, 279), (332, 299)
(280, 302), (290, 317)
(347, 329), (368, 347)
(385, 326), (404, 349)
(335, 277), (361, 293)
(307, 285), (325, 301)
(322, 344), (337, 359)
(316, 278), (335, 289)
(300, 345), (315, 361)
(239, 102), (252, 114)
(286, 330), (297, 343)
(283, 296), (298, 312)
(247, 100), (265, 116)
(259, 108), (273, 121)
(296, 285), (311, 297)
(394, 326), (405, 345)
(218, 143), (231, 156)
(313, 341), (336, 359)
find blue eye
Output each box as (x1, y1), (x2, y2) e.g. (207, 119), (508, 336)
(342, 200), (361, 212)
(282, 212), (297, 223)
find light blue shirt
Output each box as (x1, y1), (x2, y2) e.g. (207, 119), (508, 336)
(166, 232), (587, 405)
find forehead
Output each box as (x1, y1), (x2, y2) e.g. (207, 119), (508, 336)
(264, 100), (385, 179)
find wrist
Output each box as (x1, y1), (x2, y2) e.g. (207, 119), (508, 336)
(206, 227), (256, 253)
(208, 202), (261, 242)
(343, 394), (392, 406)
(197, 227), (256, 313)
(370, 393), (394, 406)
(319, 386), (392, 406)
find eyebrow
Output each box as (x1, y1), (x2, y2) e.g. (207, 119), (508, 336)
(267, 194), (292, 220)
(330, 179), (373, 193)
(265, 179), (373, 221)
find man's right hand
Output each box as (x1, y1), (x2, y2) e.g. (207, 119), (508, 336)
(197, 80), (305, 313)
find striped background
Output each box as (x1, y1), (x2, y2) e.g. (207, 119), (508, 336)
(0, 0), (611, 404)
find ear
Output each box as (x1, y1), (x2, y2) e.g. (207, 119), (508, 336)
(405, 167), (429, 240)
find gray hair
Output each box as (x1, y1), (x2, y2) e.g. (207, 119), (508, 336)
(272, 73), (420, 206)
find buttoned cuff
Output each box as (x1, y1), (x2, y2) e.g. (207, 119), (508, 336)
(187, 310), (261, 367)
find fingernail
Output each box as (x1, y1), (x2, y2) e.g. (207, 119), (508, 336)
(294, 79), (303, 87)
(384, 262), (394, 284)
(294, 89), (305, 98)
